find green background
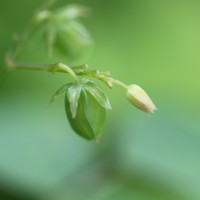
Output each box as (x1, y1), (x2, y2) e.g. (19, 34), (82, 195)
(0, 0), (200, 199)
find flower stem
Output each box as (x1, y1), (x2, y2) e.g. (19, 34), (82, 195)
(110, 79), (128, 89)
(4, 58), (128, 89)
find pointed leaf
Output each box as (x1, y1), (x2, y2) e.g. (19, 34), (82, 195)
(67, 85), (82, 118)
(84, 81), (112, 110)
(65, 90), (94, 140)
(83, 90), (106, 139)
(49, 83), (73, 104)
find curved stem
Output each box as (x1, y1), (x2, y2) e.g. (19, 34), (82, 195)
(56, 63), (78, 84)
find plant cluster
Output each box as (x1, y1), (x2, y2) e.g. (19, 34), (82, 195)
(1, 1), (156, 141)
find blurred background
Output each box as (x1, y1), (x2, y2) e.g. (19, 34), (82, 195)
(0, 0), (200, 199)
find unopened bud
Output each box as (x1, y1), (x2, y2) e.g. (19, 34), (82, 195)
(126, 84), (157, 113)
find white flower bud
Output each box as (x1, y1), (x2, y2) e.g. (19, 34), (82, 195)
(126, 84), (157, 113)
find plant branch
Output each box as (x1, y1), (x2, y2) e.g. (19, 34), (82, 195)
(5, 59), (78, 83)
(5, 58), (128, 89)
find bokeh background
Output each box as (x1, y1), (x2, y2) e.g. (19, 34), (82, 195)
(0, 0), (200, 199)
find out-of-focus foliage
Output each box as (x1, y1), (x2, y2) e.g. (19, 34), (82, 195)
(14, 4), (93, 66)
(0, 0), (200, 200)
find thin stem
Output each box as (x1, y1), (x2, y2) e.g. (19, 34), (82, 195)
(110, 79), (128, 89)
(5, 59), (128, 89)
(6, 60), (78, 83)
(88, 74), (128, 90)
(9, 1), (56, 60)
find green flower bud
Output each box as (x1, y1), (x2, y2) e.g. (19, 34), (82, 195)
(65, 82), (108, 140)
(126, 84), (157, 113)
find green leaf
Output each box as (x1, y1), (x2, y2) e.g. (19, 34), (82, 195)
(65, 89), (93, 140)
(84, 90), (106, 139)
(84, 81), (112, 110)
(49, 83), (73, 104)
(67, 84), (82, 118)
(65, 88), (106, 140)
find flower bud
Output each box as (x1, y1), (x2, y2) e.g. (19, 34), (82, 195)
(126, 84), (157, 113)
(65, 84), (107, 140)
